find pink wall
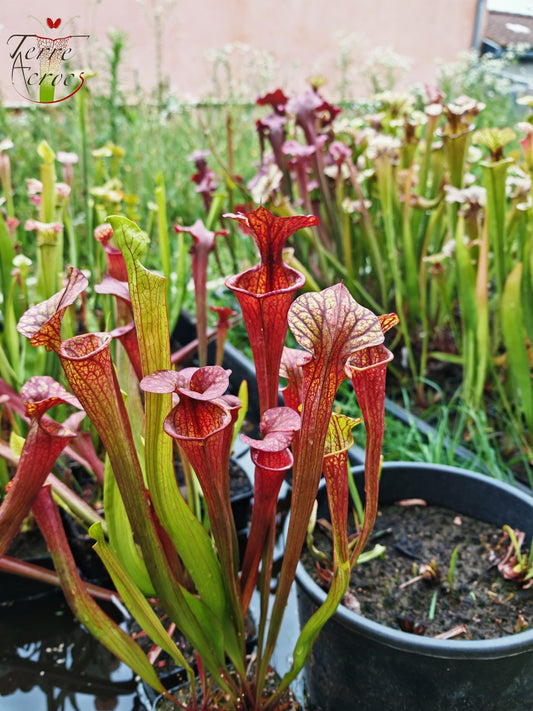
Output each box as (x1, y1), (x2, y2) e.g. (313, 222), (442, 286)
(0, 0), (481, 105)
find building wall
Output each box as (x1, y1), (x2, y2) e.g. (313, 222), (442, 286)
(0, 0), (482, 106)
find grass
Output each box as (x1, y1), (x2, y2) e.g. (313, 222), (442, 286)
(336, 380), (533, 490)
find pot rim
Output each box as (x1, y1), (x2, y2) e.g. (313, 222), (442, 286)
(292, 461), (533, 660)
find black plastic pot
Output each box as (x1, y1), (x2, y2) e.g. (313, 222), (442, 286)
(295, 462), (533, 711)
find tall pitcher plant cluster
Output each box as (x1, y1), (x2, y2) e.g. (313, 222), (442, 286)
(250, 87), (533, 470)
(0, 205), (396, 709)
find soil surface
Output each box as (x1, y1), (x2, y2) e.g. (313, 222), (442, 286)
(302, 502), (533, 640)
(132, 608), (257, 692)
(155, 666), (303, 711)
(5, 528), (49, 560)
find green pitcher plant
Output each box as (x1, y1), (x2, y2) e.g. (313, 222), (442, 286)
(0, 205), (396, 709)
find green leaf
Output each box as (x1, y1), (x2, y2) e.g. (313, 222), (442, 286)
(501, 263), (533, 431)
(428, 351), (464, 365)
(278, 562), (350, 697)
(90, 522), (195, 678)
(454, 218), (477, 335)
(0, 341), (18, 388)
(0, 213), (15, 310)
(108, 215), (231, 621)
(92, 518), (232, 690)
(482, 158), (513, 300)
(103, 456), (155, 596)
(453, 217), (479, 403)
(231, 380), (248, 452)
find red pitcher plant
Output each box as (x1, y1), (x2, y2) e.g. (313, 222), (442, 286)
(0, 205), (396, 710)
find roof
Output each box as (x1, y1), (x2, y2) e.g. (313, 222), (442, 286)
(485, 11), (533, 48)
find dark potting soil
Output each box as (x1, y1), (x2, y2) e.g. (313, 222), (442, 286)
(132, 604), (257, 697)
(302, 502), (533, 640)
(5, 527), (49, 560)
(154, 665), (304, 711)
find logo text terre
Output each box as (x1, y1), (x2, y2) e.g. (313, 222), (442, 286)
(7, 29), (89, 104)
